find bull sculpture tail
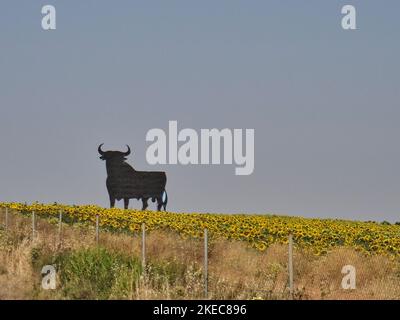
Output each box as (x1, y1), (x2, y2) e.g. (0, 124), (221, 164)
(161, 190), (168, 211)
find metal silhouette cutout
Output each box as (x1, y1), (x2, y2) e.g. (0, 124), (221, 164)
(98, 144), (168, 211)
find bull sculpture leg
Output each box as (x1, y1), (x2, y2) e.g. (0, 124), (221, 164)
(156, 197), (163, 211)
(142, 197), (149, 211)
(124, 198), (129, 210)
(109, 195), (116, 208)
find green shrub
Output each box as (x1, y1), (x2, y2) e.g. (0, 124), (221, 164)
(55, 247), (142, 299)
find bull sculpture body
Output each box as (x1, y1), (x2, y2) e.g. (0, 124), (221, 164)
(98, 144), (168, 211)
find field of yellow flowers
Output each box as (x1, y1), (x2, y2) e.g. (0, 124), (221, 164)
(1, 202), (400, 258)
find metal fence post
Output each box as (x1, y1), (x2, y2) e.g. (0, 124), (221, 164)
(288, 233), (294, 299)
(204, 228), (208, 299)
(58, 210), (63, 246)
(32, 211), (36, 240)
(95, 215), (99, 245)
(141, 223), (146, 269)
(5, 207), (8, 231)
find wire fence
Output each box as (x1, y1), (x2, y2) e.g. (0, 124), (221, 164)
(1, 207), (400, 300)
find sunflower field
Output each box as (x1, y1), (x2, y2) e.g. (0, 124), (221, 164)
(1, 202), (400, 258)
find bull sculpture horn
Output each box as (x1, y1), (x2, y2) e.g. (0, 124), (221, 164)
(123, 145), (131, 156)
(98, 143), (105, 155)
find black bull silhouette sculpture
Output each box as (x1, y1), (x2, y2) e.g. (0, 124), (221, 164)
(98, 144), (168, 211)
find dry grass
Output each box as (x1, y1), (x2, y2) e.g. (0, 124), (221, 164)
(0, 209), (400, 300)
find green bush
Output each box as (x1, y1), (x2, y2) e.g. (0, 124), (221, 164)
(55, 247), (142, 299)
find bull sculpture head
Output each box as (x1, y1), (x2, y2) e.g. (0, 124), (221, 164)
(98, 143), (131, 162)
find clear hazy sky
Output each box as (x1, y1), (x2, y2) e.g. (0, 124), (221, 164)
(1, 1), (399, 222)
